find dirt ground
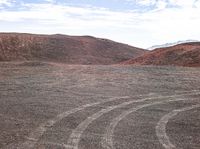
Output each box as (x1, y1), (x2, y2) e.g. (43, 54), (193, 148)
(0, 61), (200, 149)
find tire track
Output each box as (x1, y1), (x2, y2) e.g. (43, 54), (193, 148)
(18, 94), (154, 149)
(102, 97), (200, 149)
(65, 91), (200, 149)
(156, 104), (200, 149)
(15, 90), (199, 149)
(64, 98), (153, 149)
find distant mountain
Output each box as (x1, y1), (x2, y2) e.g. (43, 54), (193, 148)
(148, 40), (199, 50)
(122, 42), (200, 67)
(0, 33), (146, 65)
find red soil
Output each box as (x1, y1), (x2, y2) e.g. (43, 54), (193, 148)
(122, 42), (200, 67)
(0, 33), (146, 65)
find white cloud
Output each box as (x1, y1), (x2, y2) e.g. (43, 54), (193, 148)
(194, 0), (200, 7)
(0, 1), (200, 48)
(168, 0), (195, 7)
(156, 1), (167, 10)
(43, 0), (55, 3)
(0, 3), (140, 28)
(129, 0), (198, 9)
(0, 0), (13, 6)
(135, 0), (156, 6)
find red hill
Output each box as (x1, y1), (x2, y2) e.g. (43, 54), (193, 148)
(0, 33), (146, 65)
(122, 42), (200, 67)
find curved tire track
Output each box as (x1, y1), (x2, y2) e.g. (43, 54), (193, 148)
(156, 104), (200, 149)
(102, 97), (200, 149)
(65, 91), (200, 149)
(64, 97), (157, 149)
(16, 90), (199, 149)
(17, 95), (138, 149)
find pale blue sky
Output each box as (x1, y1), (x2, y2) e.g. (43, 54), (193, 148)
(0, 0), (200, 48)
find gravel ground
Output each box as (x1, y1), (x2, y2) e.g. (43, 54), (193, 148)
(0, 61), (200, 149)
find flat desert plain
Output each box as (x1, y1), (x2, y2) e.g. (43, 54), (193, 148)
(0, 62), (200, 149)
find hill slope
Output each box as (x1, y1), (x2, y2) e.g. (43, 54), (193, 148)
(0, 33), (146, 65)
(122, 42), (200, 67)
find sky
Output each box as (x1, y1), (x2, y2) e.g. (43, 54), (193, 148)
(0, 0), (200, 48)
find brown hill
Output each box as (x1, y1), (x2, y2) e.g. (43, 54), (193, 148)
(122, 42), (200, 67)
(0, 33), (146, 65)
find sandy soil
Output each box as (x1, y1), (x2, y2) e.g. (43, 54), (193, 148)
(0, 61), (200, 149)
